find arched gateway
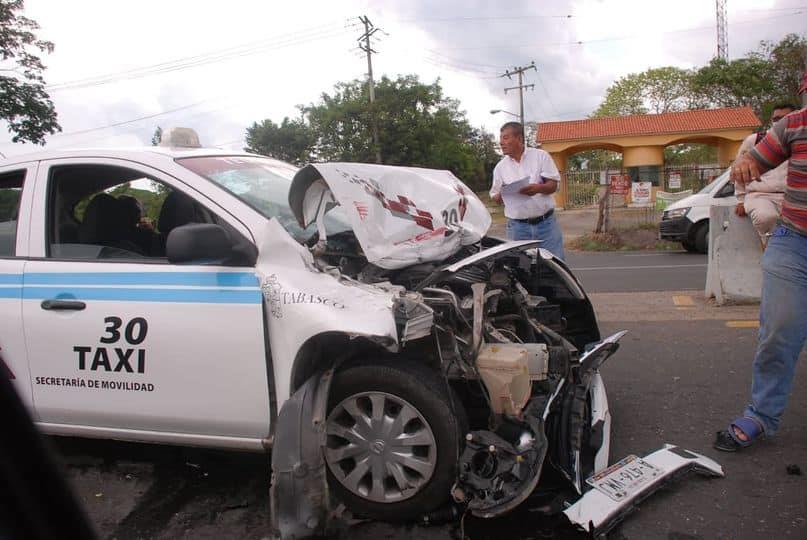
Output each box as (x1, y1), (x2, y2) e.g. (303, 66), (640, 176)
(537, 107), (760, 208)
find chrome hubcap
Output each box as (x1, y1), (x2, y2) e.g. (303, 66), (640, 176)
(324, 392), (437, 503)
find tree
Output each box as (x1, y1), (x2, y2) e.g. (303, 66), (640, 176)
(592, 34), (806, 122)
(306, 75), (489, 187)
(244, 116), (315, 166)
(691, 57), (777, 117)
(592, 67), (700, 118)
(0, 0), (59, 144)
(663, 144), (717, 166)
(245, 75), (497, 190)
(151, 126), (162, 146)
(760, 34), (807, 107)
(591, 73), (647, 117)
(691, 34), (807, 120)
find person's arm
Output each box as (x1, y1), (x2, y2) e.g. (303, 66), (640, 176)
(490, 167), (503, 204)
(734, 134), (754, 212)
(733, 116), (793, 184)
(520, 180), (557, 196)
(520, 150), (560, 196)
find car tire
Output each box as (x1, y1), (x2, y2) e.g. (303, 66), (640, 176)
(324, 362), (463, 521)
(692, 222), (709, 254)
(681, 239), (698, 252)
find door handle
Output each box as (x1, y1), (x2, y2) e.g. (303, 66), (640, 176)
(41, 299), (86, 311)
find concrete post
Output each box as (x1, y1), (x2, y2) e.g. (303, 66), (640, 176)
(550, 151), (568, 208)
(622, 146), (664, 167)
(717, 139), (742, 167)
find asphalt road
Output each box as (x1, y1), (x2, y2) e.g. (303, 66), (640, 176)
(566, 250), (708, 293)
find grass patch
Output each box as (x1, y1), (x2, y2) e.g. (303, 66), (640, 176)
(569, 226), (680, 251)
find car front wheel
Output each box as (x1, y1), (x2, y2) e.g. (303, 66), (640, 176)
(324, 362), (463, 521)
(692, 221), (709, 254)
(681, 239), (698, 252)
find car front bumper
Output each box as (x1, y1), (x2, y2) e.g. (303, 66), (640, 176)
(563, 444), (724, 536)
(659, 217), (692, 241)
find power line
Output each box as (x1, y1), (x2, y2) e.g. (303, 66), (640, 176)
(535, 72), (558, 116)
(421, 55), (501, 78)
(47, 21), (349, 92)
(432, 11), (805, 50)
(396, 14), (575, 23)
(393, 6), (807, 22)
(54, 100), (214, 137)
(423, 49), (508, 71)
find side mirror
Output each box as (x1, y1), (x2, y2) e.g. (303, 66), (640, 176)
(166, 223), (232, 264)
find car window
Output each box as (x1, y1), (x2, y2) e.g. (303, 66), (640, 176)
(714, 180), (735, 198)
(0, 170), (26, 257)
(46, 164), (250, 263)
(176, 155), (351, 241)
(697, 170), (729, 195)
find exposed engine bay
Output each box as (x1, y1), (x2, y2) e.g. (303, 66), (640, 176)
(309, 228), (613, 517)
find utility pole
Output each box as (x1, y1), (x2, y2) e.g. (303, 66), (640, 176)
(715, 0), (728, 61)
(501, 62), (536, 128)
(358, 15), (382, 163)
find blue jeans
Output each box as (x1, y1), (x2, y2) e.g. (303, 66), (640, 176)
(506, 213), (565, 260)
(743, 225), (807, 435)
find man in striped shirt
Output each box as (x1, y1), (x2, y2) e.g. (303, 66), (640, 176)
(714, 74), (807, 452)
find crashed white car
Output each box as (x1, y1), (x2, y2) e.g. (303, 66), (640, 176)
(0, 146), (722, 538)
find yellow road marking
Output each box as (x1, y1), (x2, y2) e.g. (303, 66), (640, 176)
(673, 295), (695, 307)
(726, 320), (760, 328)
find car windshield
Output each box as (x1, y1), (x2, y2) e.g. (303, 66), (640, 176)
(697, 170), (729, 195)
(176, 155), (350, 240)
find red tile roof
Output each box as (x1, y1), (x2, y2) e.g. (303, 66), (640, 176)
(537, 107), (760, 142)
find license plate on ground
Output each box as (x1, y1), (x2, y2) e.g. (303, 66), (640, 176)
(586, 455), (662, 502)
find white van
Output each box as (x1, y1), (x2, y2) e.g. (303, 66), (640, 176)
(659, 169), (736, 253)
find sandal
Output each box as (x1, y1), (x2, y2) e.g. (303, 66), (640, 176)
(713, 416), (765, 452)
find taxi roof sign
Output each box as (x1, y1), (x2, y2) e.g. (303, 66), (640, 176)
(159, 127), (202, 148)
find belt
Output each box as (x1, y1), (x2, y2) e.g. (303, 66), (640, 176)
(513, 209), (554, 225)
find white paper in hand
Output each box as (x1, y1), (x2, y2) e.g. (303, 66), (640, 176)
(500, 175), (533, 207)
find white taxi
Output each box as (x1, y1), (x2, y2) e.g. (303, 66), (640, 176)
(0, 138), (721, 538)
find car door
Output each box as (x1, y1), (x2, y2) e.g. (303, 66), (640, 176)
(0, 163), (37, 411)
(23, 157), (272, 446)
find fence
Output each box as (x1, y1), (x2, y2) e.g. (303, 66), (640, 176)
(562, 164), (726, 209)
(564, 170), (608, 209)
(662, 165), (723, 193)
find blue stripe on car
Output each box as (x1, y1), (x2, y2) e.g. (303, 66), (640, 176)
(22, 287), (262, 304)
(0, 273), (262, 304)
(25, 272), (258, 287)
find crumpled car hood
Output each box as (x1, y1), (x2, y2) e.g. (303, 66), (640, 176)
(289, 163), (491, 270)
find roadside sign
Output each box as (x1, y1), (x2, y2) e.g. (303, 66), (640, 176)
(609, 174), (629, 195)
(631, 181), (652, 204)
(668, 172), (682, 189)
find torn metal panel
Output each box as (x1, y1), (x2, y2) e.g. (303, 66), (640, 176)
(289, 163), (491, 269)
(270, 370), (334, 540)
(444, 240), (540, 273)
(563, 444), (724, 536)
(393, 294), (434, 343)
(578, 331), (627, 374)
(254, 219), (399, 405)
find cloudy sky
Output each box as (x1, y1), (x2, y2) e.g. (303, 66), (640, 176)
(1, 0), (805, 157)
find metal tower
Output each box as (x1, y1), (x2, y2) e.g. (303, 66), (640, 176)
(716, 0), (728, 60)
